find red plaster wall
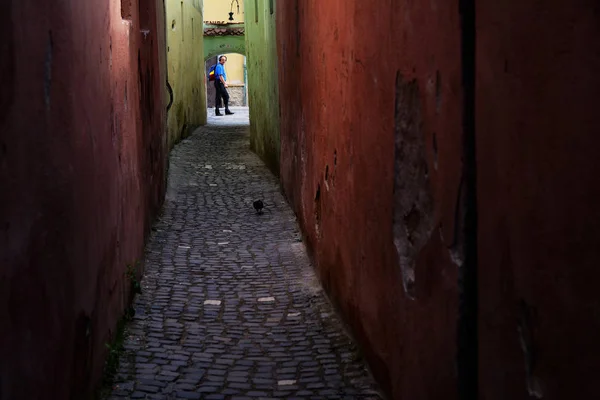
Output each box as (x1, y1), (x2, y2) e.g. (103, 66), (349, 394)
(477, 0), (600, 398)
(278, 1), (463, 398)
(0, 0), (167, 397)
(279, 0), (600, 398)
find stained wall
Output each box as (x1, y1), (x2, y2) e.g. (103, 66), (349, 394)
(277, 1), (463, 398)
(278, 0), (600, 398)
(166, 0), (206, 148)
(0, 0), (167, 397)
(245, 0), (280, 172)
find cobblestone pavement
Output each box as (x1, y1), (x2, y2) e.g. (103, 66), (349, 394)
(206, 106), (251, 126)
(108, 108), (381, 399)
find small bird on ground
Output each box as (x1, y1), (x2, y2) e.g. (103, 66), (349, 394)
(253, 200), (264, 215)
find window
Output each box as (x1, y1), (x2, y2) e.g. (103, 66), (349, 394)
(139, 0), (150, 29)
(121, 0), (132, 20)
(269, 0), (274, 15)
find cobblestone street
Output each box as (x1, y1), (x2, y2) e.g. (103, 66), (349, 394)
(108, 108), (381, 400)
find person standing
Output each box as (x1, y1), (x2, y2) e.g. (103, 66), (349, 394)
(214, 55), (234, 116)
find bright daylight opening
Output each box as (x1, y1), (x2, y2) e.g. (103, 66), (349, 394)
(203, 0), (249, 126)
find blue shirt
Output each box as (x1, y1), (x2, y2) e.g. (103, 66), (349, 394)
(215, 63), (227, 81)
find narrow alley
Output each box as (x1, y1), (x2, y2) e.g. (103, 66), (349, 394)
(3, 0), (600, 399)
(107, 108), (381, 399)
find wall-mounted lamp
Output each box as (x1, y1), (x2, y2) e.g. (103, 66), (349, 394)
(229, 0), (240, 21)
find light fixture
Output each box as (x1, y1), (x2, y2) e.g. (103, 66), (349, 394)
(229, 0), (239, 21)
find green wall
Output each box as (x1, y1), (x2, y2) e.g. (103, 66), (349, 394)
(166, 0), (206, 149)
(243, 0), (280, 173)
(204, 35), (246, 60)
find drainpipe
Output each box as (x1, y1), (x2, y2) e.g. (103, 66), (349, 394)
(164, 0), (173, 114)
(163, 0), (173, 173)
(162, 0), (173, 115)
(243, 56), (247, 106)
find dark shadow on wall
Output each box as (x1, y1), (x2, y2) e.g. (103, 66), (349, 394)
(205, 55), (218, 107)
(0, 0), (167, 398)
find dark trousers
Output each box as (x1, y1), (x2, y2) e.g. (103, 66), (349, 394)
(214, 81), (230, 110)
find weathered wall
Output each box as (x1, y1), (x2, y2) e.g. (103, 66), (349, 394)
(278, 0), (462, 398)
(203, 34), (246, 61)
(227, 85), (246, 106)
(279, 0), (600, 399)
(477, 0), (600, 398)
(166, 0), (206, 148)
(0, 0), (167, 398)
(245, 0), (280, 172)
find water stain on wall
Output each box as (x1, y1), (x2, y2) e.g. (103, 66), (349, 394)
(392, 72), (435, 300)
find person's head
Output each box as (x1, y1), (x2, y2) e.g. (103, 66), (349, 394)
(219, 55), (227, 64)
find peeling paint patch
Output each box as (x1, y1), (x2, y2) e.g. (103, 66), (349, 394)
(392, 72), (434, 300)
(314, 183), (322, 239)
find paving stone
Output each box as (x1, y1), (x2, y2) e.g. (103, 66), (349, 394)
(107, 110), (381, 398)
(207, 395), (230, 400)
(136, 385), (159, 394)
(174, 383), (196, 391)
(176, 391), (202, 399)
